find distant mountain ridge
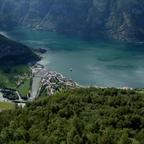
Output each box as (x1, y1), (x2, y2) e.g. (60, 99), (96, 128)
(0, 0), (144, 42)
(0, 34), (39, 65)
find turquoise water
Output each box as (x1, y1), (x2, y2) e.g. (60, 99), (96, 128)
(5, 28), (144, 88)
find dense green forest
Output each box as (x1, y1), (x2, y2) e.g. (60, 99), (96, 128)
(0, 88), (144, 144)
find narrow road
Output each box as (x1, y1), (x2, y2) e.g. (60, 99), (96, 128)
(16, 91), (22, 101)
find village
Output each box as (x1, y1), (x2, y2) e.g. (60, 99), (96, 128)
(0, 62), (78, 107)
(30, 63), (78, 98)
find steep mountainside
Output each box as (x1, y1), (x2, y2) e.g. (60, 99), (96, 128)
(0, 34), (39, 65)
(0, 0), (144, 42)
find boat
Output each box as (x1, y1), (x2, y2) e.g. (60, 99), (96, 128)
(69, 68), (73, 72)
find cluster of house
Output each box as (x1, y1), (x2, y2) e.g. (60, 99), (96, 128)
(41, 71), (78, 95)
(30, 63), (44, 75)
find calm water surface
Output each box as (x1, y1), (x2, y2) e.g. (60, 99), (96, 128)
(5, 28), (144, 88)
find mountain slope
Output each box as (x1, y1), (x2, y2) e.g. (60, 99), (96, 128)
(0, 34), (39, 65)
(0, 0), (144, 42)
(0, 88), (144, 143)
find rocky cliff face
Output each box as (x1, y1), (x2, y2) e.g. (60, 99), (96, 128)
(0, 0), (144, 42)
(0, 34), (39, 65)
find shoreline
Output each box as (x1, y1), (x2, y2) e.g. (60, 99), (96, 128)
(33, 50), (138, 90)
(32, 56), (135, 91)
(0, 48), (141, 106)
(33, 51), (140, 90)
(30, 58), (79, 97)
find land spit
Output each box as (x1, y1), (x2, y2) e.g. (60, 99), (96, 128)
(30, 63), (78, 100)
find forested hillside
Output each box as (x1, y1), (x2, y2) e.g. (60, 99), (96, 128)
(0, 0), (144, 41)
(0, 88), (144, 144)
(0, 34), (39, 65)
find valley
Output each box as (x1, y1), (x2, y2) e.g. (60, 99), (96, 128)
(5, 28), (144, 88)
(0, 1), (144, 143)
(0, 27), (144, 108)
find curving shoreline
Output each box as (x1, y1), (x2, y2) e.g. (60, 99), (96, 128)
(30, 59), (79, 100)
(30, 55), (135, 101)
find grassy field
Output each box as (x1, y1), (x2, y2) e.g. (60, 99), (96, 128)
(0, 102), (15, 111)
(0, 65), (31, 97)
(0, 65), (30, 87)
(17, 78), (31, 97)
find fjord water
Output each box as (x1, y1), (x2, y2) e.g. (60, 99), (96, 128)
(6, 28), (144, 88)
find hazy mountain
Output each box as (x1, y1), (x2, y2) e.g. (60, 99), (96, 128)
(0, 0), (144, 41)
(0, 34), (39, 65)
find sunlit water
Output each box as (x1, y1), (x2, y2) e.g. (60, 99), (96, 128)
(4, 28), (144, 88)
